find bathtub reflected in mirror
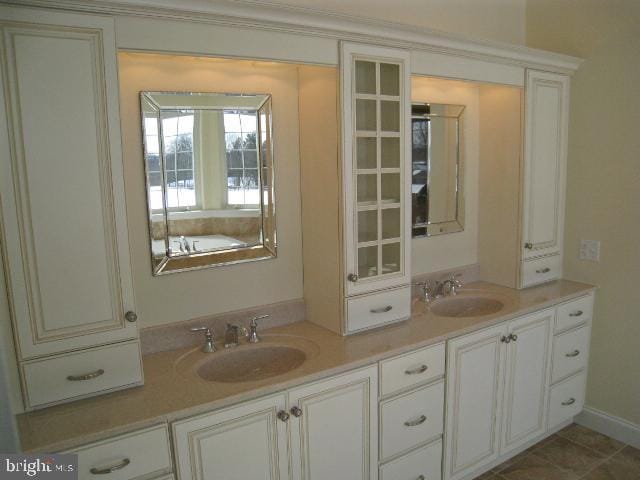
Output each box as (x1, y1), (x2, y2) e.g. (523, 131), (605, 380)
(140, 92), (276, 274)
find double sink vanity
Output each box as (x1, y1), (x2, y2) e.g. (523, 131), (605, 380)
(0, 3), (592, 480)
(17, 280), (594, 480)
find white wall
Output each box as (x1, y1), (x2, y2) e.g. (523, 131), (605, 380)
(119, 53), (304, 328)
(254, 0), (526, 45)
(411, 77), (480, 275)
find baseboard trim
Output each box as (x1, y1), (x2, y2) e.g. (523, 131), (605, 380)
(576, 406), (640, 449)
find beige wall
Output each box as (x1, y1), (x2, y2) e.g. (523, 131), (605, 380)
(527, 0), (640, 425)
(411, 77), (480, 275)
(119, 53), (304, 327)
(266, 0), (526, 45)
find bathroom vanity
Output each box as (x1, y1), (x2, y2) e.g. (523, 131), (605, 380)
(0, 1), (592, 479)
(16, 282), (595, 480)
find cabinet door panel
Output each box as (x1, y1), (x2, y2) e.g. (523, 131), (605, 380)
(501, 309), (553, 455)
(444, 324), (506, 480)
(289, 366), (377, 480)
(341, 42), (411, 297)
(0, 8), (136, 359)
(173, 394), (288, 480)
(522, 70), (569, 260)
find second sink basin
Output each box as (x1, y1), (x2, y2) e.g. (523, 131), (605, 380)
(197, 345), (307, 383)
(430, 295), (505, 318)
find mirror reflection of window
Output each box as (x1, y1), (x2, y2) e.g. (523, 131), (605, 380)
(160, 111), (196, 210)
(411, 102), (465, 237)
(223, 111), (259, 207)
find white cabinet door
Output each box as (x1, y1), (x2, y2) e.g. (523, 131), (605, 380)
(521, 70), (569, 262)
(173, 394), (289, 480)
(288, 365), (378, 480)
(501, 309), (553, 455)
(341, 42), (411, 297)
(0, 7), (136, 359)
(444, 324), (506, 480)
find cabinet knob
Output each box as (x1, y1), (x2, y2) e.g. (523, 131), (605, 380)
(125, 311), (138, 323)
(347, 273), (359, 283)
(524, 242), (533, 250)
(277, 410), (290, 422)
(509, 333), (518, 342)
(417, 476), (425, 480)
(290, 406), (303, 417)
(501, 335), (511, 343)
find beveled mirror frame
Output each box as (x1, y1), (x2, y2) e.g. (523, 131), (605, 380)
(411, 102), (465, 238)
(140, 92), (276, 275)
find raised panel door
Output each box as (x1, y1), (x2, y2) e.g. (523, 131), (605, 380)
(288, 365), (378, 480)
(501, 309), (553, 455)
(444, 324), (506, 480)
(0, 7), (136, 359)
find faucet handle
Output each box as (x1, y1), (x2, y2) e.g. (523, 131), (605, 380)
(190, 326), (212, 335)
(250, 314), (270, 327)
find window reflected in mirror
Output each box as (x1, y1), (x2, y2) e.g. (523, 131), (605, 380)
(141, 92), (276, 275)
(411, 102), (465, 237)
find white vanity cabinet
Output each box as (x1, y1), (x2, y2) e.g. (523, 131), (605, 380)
(0, 6), (141, 408)
(173, 366), (378, 480)
(444, 309), (553, 480)
(520, 70), (570, 287)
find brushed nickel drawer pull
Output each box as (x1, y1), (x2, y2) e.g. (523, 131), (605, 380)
(562, 397), (576, 406)
(569, 310), (584, 317)
(565, 349), (581, 358)
(404, 415), (427, 427)
(536, 267), (551, 274)
(67, 369), (105, 381)
(405, 365), (428, 375)
(90, 458), (130, 475)
(370, 305), (393, 314)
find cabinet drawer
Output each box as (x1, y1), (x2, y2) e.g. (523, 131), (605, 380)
(556, 295), (593, 333)
(69, 425), (172, 480)
(521, 255), (562, 287)
(548, 372), (586, 429)
(380, 343), (445, 396)
(552, 325), (590, 383)
(22, 341), (142, 408)
(380, 381), (444, 461)
(346, 286), (410, 333)
(380, 439), (442, 480)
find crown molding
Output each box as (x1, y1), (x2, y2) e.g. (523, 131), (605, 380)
(1, 0), (583, 73)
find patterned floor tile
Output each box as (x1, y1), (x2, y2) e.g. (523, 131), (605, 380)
(534, 435), (607, 476)
(556, 424), (626, 456)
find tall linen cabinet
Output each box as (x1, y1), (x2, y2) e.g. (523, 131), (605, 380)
(0, 6), (142, 409)
(300, 43), (412, 335)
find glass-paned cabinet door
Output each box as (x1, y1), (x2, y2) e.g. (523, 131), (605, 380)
(341, 42), (411, 296)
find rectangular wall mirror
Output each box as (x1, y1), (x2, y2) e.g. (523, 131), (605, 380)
(141, 92), (276, 274)
(411, 102), (465, 237)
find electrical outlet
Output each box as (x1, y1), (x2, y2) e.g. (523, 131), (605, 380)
(580, 239), (600, 262)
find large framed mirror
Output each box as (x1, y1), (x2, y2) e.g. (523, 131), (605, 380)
(141, 92), (276, 275)
(411, 102), (465, 237)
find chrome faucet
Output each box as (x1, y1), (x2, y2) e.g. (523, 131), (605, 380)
(414, 274), (463, 303)
(247, 314), (269, 343)
(224, 323), (248, 348)
(190, 326), (215, 353)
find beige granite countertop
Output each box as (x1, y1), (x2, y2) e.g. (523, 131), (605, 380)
(17, 280), (595, 452)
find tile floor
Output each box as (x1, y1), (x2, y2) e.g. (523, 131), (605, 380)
(474, 424), (640, 480)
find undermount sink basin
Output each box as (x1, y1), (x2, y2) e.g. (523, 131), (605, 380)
(196, 345), (307, 383)
(430, 295), (505, 318)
